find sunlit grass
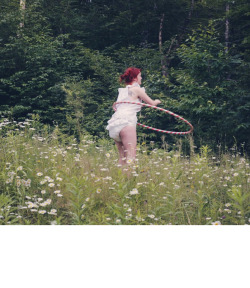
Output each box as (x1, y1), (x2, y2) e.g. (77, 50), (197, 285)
(0, 116), (249, 225)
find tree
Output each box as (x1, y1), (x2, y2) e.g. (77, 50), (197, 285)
(168, 24), (249, 150)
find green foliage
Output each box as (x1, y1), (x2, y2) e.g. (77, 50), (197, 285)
(1, 120), (249, 225)
(0, 0), (249, 152)
(168, 24), (250, 150)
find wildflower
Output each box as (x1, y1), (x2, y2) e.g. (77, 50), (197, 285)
(81, 204), (86, 209)
(106, 218), (111, 221)
(100, 168), (109, 172)
(40, 180), (47, 185)
(27, 202), (38, 209)
(233, 173), (239, 177)
(224, 209), (231, 214)
(85, 197), (90, 202)
(105, 153), (110, 158)
(25, 179), (31, 187)
(39, 210), (47, 214)
(148, 214), (155, 219)
(225, 203), (231, 207)
(45, 199), (52, 205)
(37, 172), (43, 176)
(206, 217), (211, 220)
(54, 190), (61, 194)
(212, 221), (221, 225)
(159, 182), (165, 186)
(96, 188), (101, 194)
(56, 177), (62, 181)
(48, 209), (57, 215)
(127, 159), (133, 164)
(48, 183), (55, 188)
(130, 188), (139, 195)
(39, 202), (47, 207)
(41, 190), (46, 194)
(17, 166), (23, 171)
(57, 194), (63, 197)
(116, 219), (121, 223)
(50, 221), (57, 225)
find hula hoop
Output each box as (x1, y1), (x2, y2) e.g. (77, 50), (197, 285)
(113, 101), (193, 135)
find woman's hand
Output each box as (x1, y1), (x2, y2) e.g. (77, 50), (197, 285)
(153, 99), (161, 106)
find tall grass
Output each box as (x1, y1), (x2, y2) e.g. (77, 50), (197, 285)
(0, 116), (249, 225)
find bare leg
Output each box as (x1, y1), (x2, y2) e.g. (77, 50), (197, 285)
(119, 126), (137, 163)
(115, 140), (126, 165)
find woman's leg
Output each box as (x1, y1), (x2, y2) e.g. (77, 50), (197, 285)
(119, 126), (137, 163)
(114, 140), (126, 165)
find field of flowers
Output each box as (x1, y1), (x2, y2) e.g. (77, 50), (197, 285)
(0, 116), (249, 225)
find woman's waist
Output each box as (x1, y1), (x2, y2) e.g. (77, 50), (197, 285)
(116, 104), (141, 112)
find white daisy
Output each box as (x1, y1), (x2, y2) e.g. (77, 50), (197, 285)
(129, 188), (139, 195)
(212, 221), (221, 225)
(39, 210), (46, 214)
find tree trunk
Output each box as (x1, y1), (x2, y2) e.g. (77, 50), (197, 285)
(225, 3), (230, 53)
(159, 13), (167, 76)
(159, 13), (164, 53)
(188, 0), (195, 20)
(20, 0), (26, 28)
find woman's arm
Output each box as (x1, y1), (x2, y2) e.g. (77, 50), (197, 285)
(133, 87), (161, 106)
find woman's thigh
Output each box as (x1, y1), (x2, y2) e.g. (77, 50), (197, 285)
(119, 126), (137, 152)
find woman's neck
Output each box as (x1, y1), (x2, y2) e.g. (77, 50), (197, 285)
(128, 82), (140, 87)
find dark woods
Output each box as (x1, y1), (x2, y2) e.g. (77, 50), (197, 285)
(0, 0), (249, 153)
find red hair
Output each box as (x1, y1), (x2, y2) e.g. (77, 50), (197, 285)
(120, 67), (141, 85)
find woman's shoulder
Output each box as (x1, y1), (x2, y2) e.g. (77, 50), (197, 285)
(130, 86), (145, 94)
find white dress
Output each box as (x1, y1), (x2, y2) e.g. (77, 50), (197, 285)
(106, 83), (144, 142)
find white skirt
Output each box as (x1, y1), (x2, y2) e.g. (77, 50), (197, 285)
(106, 114), (137, 142)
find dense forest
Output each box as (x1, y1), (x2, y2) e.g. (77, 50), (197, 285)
(0, 0), (250, 152)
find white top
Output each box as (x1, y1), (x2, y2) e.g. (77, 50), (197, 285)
(114, 83), (143, 116)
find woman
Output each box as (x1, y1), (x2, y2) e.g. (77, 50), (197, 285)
(106, 67), (161, 165)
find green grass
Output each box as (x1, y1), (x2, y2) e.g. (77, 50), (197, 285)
(0, 116), (249, 225)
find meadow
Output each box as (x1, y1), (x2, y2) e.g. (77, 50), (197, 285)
(0, 116), (249, 225)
